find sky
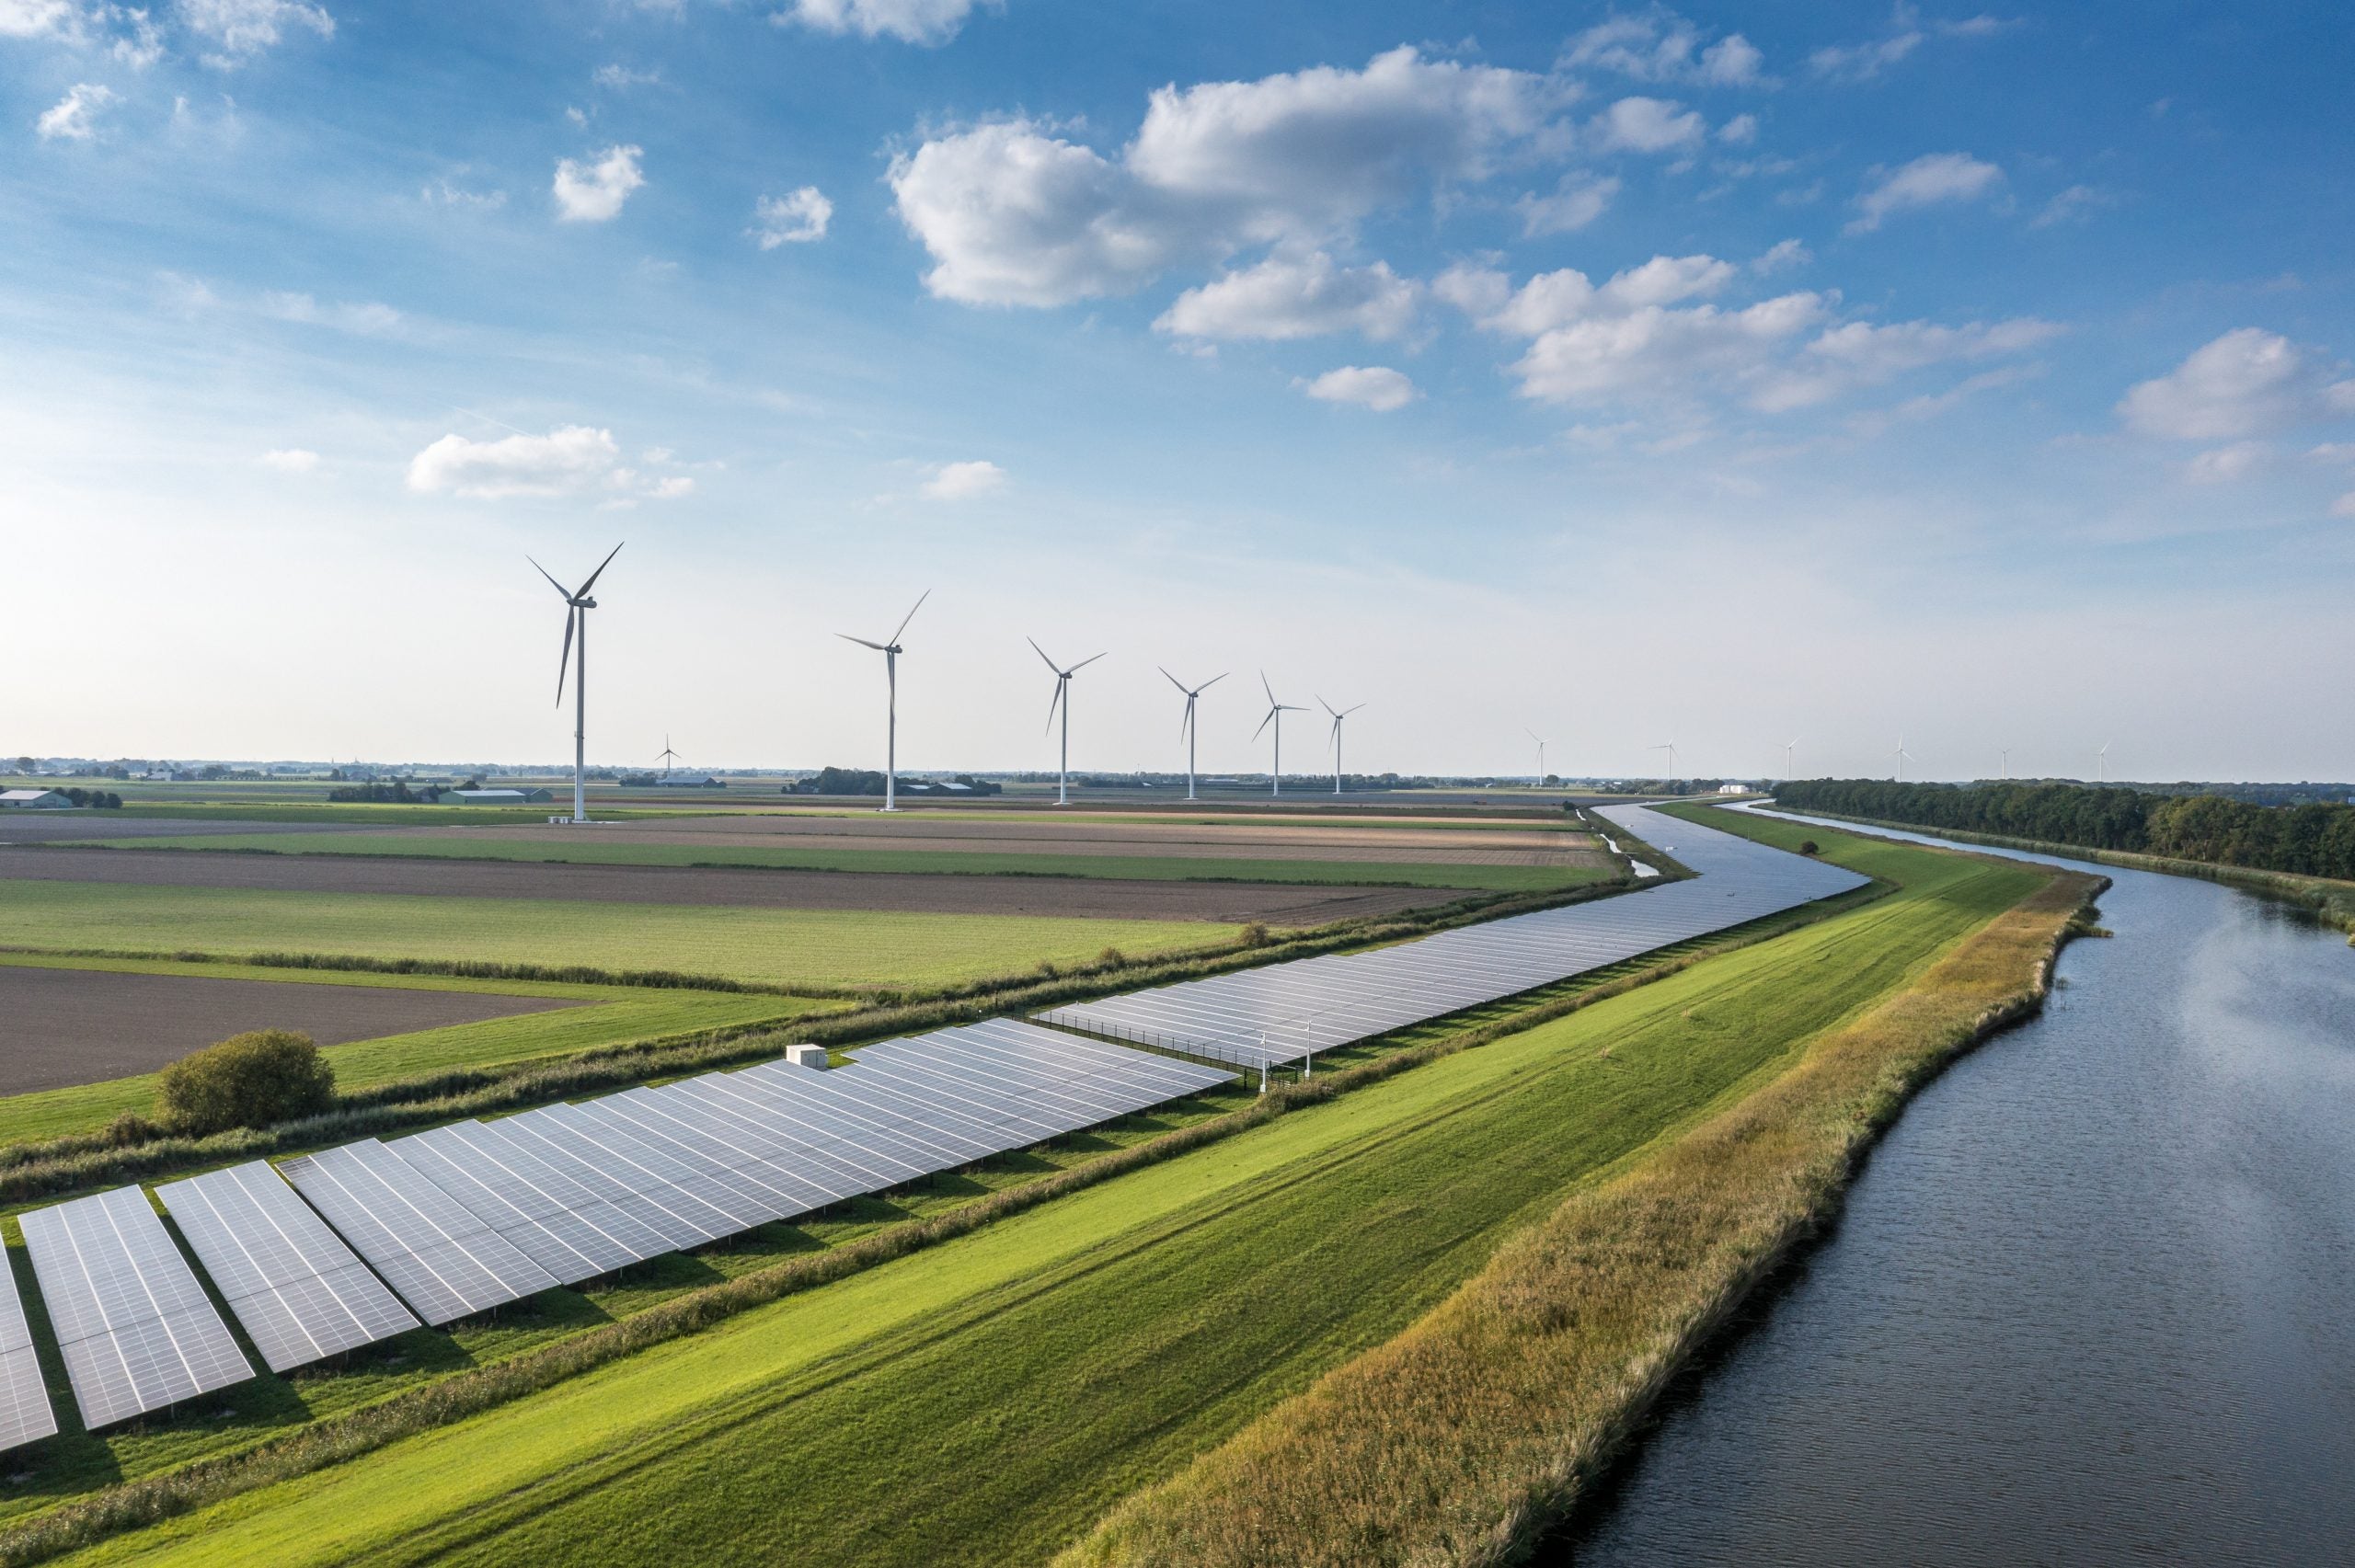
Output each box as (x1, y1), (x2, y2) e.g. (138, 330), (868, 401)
(4, 0), (2352, 784)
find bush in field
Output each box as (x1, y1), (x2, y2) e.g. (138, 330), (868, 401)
(1798, 841), (1820, 856)
(159, 1030), (337, 1135)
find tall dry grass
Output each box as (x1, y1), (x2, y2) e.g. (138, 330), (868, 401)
(1063, 867), (2102, 1568)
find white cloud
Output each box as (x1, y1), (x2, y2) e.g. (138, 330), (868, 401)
(1717, 112), (1758, 145)
(179, 0), (332, 65)
(0, 0), (79, 39)
(592, 63), (660, 88)
(553, 144), (643, 223)
(1155, 252), (1417, 341)
(1848, 151), (2003, 232)
(1298, 365), (1417, 411)
(921, 459), (1006, 499)
(110, 8), (164, 67)
(405, 425), (693, 502)
(1809, 30), (1920, 82)
(257, 447), (318, 473)
(1756, 315), (2062, 410)
(1753, 237), (1809, 272)
(2333, 492), (2355, 520)
(258, 291), (401, 333)
(35, 82), (116, 141)
(782, 0), (987, 45)
(423, 177), (506, 210)
(1516, 172), (1618, 235)
(1591, 95), (1704, 154)
(889, 48), (1568, 307)
(2029, 183), (2110, 228)
(1563, 13), (1765, 86)
(2185, 441), (2269, 485)
(751, 186), (832, 247)
(2118, 328), (2355, 441)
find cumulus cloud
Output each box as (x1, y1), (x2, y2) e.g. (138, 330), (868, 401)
(1155, 252), (1418, 341)
(180, 0), (333, 65)
(592, 63), (660, 89)
(751, 186), (832, 246)
(1848, 151), (2003, 232)
(921, 459), (1006, 499)
(258, 291), (400, 333)
(1591, 95), (1705, 154)
(1754, 315), (2062, 410)
(257, 447), (319, 473)
(0, 0), (79, 39)
(1809, 30), (1920, 82)
(1563, 12), (1765, 86)
(406, 425), (693, 502)
(554, 144), (643, 223)
(2184, 441), (2269, 484)
(1516, 172), (1618, 235)
(2118, 328), (2355, 441)
(35, 82), (115, 141)
(1753, 237), (1809, 272)
(1298, 365), (1417, 411)
(423, 177), (507, 210)
(782, 0), (988, 45)
(1716, 112), (1758, 145)
(2029, 183), (2111, 228)
(889, 47), (1570, 307)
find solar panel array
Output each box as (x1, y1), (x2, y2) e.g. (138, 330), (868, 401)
(1037, 803), (1869, 1068)
(0, 1248), (56, 1452)
(18, 1186), (253, 1429)
(155, 1162), (419, 1372)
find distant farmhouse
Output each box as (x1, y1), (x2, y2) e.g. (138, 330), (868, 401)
(0, 789), (71, 809)
(442, 787), (553, 805)
(656, 774), (727, 789)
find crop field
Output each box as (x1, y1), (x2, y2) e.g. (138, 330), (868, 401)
(47, 822), (2042, 1567)
(0, 848), (1464, 926)
(0, 878), (1243, 990)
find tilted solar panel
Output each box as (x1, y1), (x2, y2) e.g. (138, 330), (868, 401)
(385, 1126), (654, 1285)
(18, 1185), (252, 1428)
(156, 1162), (419, 1372)
(0, 1246), (55, 1452)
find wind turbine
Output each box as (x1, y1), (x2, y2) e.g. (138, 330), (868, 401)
(528, 543), (623, 825)
(2001, 748), (2011, 780)
(835, 589), (929, 813)
(1321, 697), (1366, 795)
(1527, 728), (1549, 790)
(1029, 638), (1106, 807)
(1162, 669), (1225, 801)
(2096, 739), (2111, 784)
(1649, 739), (1680, 776)
(1784, 738), (1798, 780)
(1254, 673), (1306, 796)
(1893, 734), (1916, 782)
(655, 736), (681, 777)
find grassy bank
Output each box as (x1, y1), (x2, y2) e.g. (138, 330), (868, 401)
(1063, 814), (2096, 1568)
(34, 823), (2040, 1566)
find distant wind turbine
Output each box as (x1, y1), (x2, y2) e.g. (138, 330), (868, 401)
(1649, 739), (1680, 776)
(835, 589), (929, 813)
(527, 542), (623, 825)
(2097, 739), (2111, 784)
(1030, 638), (1106, 807)
(1784, 738), (1798, 780)
(655, 735), (681, 776)
(1254, 673), (1307, 797)
(1160, 669), (1226, 801)
(1321, 697), (1366, 795)
(2001, 748), (2011, 780)
(1893, 734), (1916, 782)
(1527, 728), (1549, 790)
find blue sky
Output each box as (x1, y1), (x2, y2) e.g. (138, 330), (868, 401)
(5, 0), (2352, 781)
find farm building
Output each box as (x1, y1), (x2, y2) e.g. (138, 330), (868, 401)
(0, 789), (72, 809)
(442, 787), (553, 805)
(655, 774), (726, 788)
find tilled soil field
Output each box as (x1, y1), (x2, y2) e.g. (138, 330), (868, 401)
(0, 849), (1466, 925)
(0, 965), (575, 1094)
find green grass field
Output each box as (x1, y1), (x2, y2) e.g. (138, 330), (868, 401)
(60, 833), (1604, 892)
(0, 880), (1243, 992)
(0, 956), (840, 1146)
(52, 821), (2038, 1567)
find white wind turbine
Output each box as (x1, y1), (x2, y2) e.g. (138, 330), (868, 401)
(1321, 697), (1365, 795)
(1160, 669), (1226, 801)
(2096, 739), (2111, 783)
(1030, 637), (1106, 807)
(655, 735), (682, 777)
(528, 543), (623, 825)
(835, 589), (929, 813)
(1254, 673), (1307, 797)
(1893, 734), (1916, 782)
(1527, 728), (1550, 790)
(1784, 738), (1798, 780)
(2001, 748), (2012, 780)
(1649, 738), (1681, 776)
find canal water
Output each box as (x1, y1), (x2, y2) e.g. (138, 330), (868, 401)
(1557, 809), (2355, 1565)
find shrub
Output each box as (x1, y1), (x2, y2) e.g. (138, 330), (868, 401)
(1240, 922), (1273, 948)
(102, 1112), (165, 1149)
(1798, 840), (1820, 856)
(1097, 947), (1129, 968)
(158, 1030), (337, 1135)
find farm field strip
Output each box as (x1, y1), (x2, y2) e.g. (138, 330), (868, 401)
(50, 824), (2038, 1567)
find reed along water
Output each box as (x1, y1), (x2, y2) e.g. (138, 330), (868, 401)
(1557, 809), (2355, 1565)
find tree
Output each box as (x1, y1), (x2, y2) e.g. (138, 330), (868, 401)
(158, 1030), (337, 1134)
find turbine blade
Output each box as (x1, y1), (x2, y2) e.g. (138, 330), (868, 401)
(554, 607), (576, 706)
(836, 633), (887, 651)
(890, 589), (931, 647)
(1179, 699), (1193, 743)
(1043, 678), (1063, 736)
(574, 541), (625, 599)
(527, 555), (571, 600)
(1069, 651), (1107, 673)
(1028, 635), (1062, 674)
(1253, 708), (1274, 741)
(1200, 671), (1227, 691)
(1160, 667), (1189, 695)
(1260, 670), (1275, 706)
(1318, 696), (1337, 717)
(1346, 704), (1365, 716)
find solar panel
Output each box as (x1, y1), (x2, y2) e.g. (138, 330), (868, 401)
(385, 1125), (658, 1285)
(155, 1162), (419, 1371)
(0, 1247), (55, 1452)
(278, 1140), (557, 1325)
(18, 1185), (252, 1428)
(1036, 803), (1868, 1067)
(477, 1109), (724, 1252)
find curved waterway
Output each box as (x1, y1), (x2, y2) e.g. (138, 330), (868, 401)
(1557, 807), (2355, 1565)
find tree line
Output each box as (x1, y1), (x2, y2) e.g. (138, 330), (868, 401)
(1775, 778), (2355, 882)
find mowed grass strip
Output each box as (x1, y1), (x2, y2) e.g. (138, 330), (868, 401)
(54, 829), (2038, 1568)
(1064, 814), (2090, 1568)
(65, 833), (1600, 892)
(0, 880), (1241, 990)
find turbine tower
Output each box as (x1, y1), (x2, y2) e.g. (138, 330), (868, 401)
(528, 543), (623, 825)
(1161, 669), (1225, 801)
(1649, 739), (1680, 776)
(1321, 697), (1366, 795)
(2097, 739), (2111, 784)
(1784, 738), (1798, 780)
(1254, 672), (1306, 797)
(1893, 734), (1916, 782)
(1029, 638), (1106, 807)
(655, 735), (681, 777)
(1527, 728), (1549, 790)
(835, 589), (929, 813)
(2001, 748), (2011, 780)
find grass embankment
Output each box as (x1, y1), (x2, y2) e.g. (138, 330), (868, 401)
(0, 881), (1241, 990)
(0, 956), (837, 1145)
(58, 834), (1603, 893)
(40, 825), (2041, 1567)
(1064, 811), (2097, 1568)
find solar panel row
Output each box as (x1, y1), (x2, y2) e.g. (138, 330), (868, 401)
(17, 1186), (252, 1431)
(0, 1244), (56, 1453)
(1036, 803), (1870, 1068)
